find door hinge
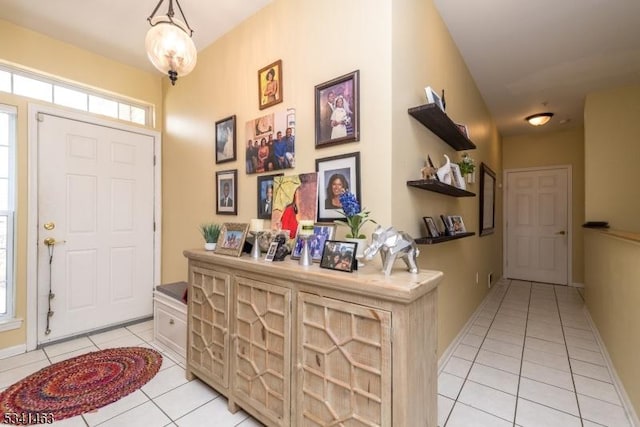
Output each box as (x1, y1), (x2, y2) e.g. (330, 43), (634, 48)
(153, 222), (156, 232)
(36, 112), (45, 122)
(153, 155), (156, 166)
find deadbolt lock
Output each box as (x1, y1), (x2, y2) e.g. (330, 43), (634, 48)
(44, 222), (55, 230)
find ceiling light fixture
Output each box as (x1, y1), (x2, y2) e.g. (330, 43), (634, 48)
(525, 112), (554, 126)
(145, 0), (197, 86)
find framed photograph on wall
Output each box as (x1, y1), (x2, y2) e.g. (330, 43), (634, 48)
(258, 59), (282, 110)
(480, 163), (496, 236)
(316, 152), (361, 222)
(314, 70), (360, 148)
(216, 169), (237, 215)
(214, 222), (249, 257)
(290, 223), (337, 262)
(215, 115), (236, 164)
(257, 173), (283, 219)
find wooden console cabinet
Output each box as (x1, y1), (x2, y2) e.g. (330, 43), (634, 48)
(183, 249), (442, 427)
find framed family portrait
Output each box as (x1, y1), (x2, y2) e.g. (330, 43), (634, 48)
(319, 240), (358, 273)
(479, 162), (496, 236)
(314, 70), (360, 147)
(423, 216), (440, 238)
(290, 223), (337, 262)
(245, 110), (296, 174)
(215, 115), (236, 164)
(258, 59), (282, 110)
(257, 173), (283, 220)
(449, 215), (466, 234)
(316, 152), (361, 222)
(215, 222), (249, 257)
(216, 169), (237, 215)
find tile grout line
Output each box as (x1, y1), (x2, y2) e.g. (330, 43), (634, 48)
(511, 280), (532, 427)
(443, 280), (512, 426)
(554, 284), (584, 423)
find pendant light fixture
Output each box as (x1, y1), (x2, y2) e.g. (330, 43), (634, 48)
(145, 0), (197, 86)
(525, 112), (554, 126)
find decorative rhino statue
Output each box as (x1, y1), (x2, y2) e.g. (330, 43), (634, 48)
(363, 226), (420, 276)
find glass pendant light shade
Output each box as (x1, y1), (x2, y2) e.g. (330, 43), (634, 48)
(145, 16), (197, 85)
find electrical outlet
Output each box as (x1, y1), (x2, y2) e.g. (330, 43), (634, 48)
(475, 272), (479, 284)
(487, 272), (493, 288)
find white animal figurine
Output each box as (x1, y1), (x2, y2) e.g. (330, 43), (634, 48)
(363, 226), (420, 276)
(436, 154), (452, 184)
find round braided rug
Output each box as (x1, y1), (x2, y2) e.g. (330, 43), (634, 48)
(0, 346), (162, 424)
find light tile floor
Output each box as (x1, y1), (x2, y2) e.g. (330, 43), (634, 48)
(439, 279), (636, 427)
(1, 279), (636, 426)
(0, 320), (262, 426)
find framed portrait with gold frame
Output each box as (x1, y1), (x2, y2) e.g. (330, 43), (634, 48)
(258, 59), (283, 110)
(214, 223), (249, 257)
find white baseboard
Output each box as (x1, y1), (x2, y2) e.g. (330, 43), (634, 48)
(0, 343), (27, 360)
(583, 307), (640, 427)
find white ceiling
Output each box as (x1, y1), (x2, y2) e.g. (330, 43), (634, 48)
(1, 0), (639, 136)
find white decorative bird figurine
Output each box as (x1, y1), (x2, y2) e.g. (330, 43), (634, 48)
(436, 154), (452, 184)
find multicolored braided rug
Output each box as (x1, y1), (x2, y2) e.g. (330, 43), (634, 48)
(0, 347), (162, 425)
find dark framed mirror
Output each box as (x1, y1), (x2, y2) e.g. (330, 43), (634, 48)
(479, 163), (496, 236)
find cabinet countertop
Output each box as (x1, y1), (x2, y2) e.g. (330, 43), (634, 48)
(183, 249), (442, 304)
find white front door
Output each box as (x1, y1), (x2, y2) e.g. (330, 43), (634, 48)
(36, 113), (156, 344)
(505, 167), (569, 285)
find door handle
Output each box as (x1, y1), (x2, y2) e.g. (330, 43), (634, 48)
(555, 231), (566, 235)
(44, 237), (66, 246)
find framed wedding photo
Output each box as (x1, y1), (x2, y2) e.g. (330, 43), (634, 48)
(319, 240), (358, 273)
(216, 169), (237, 215)
(423, 216), (440, 238)
(215, 115), (236, 164)
(316, 152), (361, 222)
(258, 59), (282, 110)
(215, 222), (249, 257)
(290, 223), (337, 262)
(315, 70), (360, 148)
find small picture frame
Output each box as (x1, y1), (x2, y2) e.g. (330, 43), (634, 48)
(216, 169), (237, 215)
(319, 240), (358, 273)
(215, 223), (249, 257)
(450, 163), (466, 190)
(316, 152), (361, 222)
(448, 215), (466, 234)
(264, 241), (279, 262)
(315, 70), (360, 148)
(291, 223), (337, 262)
(215, 115), (236, 164)
(424, 86), (444, 111)
(257, 173), (283, 219)
(423, 216), (440, 238)
(440, 215), (453, 236)
(258, 59), (283, 110)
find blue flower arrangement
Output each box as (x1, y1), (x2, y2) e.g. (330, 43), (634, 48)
(335, 191), (376, 238)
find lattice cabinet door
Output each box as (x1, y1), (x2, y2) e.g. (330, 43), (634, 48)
(297, 292), (392, 427)
(189, 266), (231, 389)
(233, 277), (292, 427)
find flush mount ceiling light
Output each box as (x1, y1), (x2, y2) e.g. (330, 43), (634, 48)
(525, 112), (554, 126)
(145, 0), (197, 86)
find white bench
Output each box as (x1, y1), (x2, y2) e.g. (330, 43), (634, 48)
(153, 282), (187, 358)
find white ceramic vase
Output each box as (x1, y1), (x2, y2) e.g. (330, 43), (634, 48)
(204, 242), (216, 251)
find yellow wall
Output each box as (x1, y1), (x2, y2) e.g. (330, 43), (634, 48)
(390, 0), (503, 355)
(583, 85), (640, 415)
(584, 85), (640, 233)
(584, 230), (640, 414)
(503, 127), (585, 284)
(161, 0), (394, 283)
(0, 19), (163, 349)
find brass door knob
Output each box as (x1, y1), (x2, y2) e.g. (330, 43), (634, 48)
(555, 230), (566, 235)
